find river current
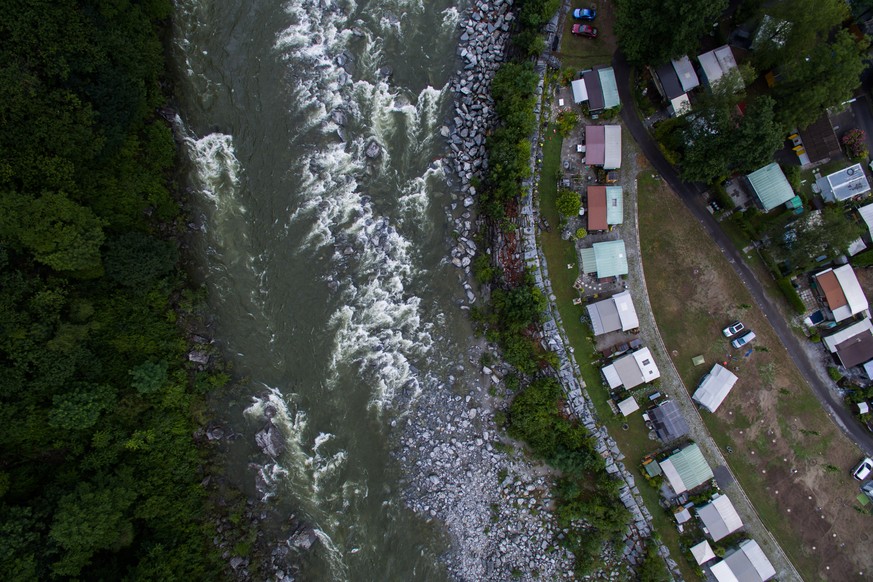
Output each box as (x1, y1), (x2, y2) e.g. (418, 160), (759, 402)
(171, 0), (472, 579)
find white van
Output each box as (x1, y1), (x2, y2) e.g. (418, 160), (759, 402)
(731, 331), (756, 349)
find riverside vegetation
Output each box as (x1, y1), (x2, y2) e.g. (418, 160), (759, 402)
(471, 0), (634, 575)
(0, 1), (256, 578)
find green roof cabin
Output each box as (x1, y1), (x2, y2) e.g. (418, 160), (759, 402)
(580, 240), (628, 279)
(746, 163), (795, 212)
(660, 443), (714, 494)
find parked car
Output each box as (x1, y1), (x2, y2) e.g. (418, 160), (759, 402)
(572, 8), (596, 20)
(853, 457), (873, 481)
(572, 24), (598, 38)
(730, 331), (756, 349)
(722, 321), (745, 337)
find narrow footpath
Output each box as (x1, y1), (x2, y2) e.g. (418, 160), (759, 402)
(612, 51), (873, 459)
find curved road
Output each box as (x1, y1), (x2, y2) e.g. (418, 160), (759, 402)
(611, 51), (873, 459)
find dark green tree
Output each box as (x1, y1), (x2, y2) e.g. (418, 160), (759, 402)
(556, 189), (581, 217)
(615, 0), (728, 65)
(49, 482), (136, 576)
(752, 0), (849, 71)
(780, 207), (863, 269)
(773, 30), (868, 129)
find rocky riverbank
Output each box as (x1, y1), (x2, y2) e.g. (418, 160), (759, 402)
(443, 0), (515, 284)
(395, 1), (587, 580)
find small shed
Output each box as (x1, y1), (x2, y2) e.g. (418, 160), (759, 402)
(670, 94), (692, 116)
(617, 395), (640, 417)
(692, 364), (739, 413)
(747, 163), (795, 212)
(674, 506), (692, 524)
(697, 494), (743, 541)
(660, 443), (714, 495)
(690, 540), (717, 565)
(649, 400), (690, 443)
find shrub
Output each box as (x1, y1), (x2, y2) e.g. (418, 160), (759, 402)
(710, 182), (736, 211)
(777, 277), (805, 314)
(556, 189), (581, 217)
(575, 227), (587, 239)
(843, 128), (868, 159)
(556, 110), (579, 137)
(828, 367), (844, 382)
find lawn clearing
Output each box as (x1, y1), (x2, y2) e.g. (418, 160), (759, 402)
(556, 2), (617, 71)
(638, 172), (873, 582)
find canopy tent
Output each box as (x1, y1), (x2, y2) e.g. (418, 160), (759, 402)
(617, 396), (640, 416)
(692, 364), (739, 413)
(690, 540), (717, 565)
(697, 494), (743, 541)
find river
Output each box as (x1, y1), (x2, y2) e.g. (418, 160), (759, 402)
(170, 0), (473, 579)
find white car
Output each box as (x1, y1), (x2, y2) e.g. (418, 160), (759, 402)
(722, 321), (745, 337)
(731, 331), (756, 349)
(853, 457), (873, 481)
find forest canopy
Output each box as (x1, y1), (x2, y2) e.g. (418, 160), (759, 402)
(0, 0), (227, 578)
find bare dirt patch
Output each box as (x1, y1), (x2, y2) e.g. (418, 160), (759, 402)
(639, 174), (873, 581)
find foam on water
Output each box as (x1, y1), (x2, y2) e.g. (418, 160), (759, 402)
(274, 0), (446, 412)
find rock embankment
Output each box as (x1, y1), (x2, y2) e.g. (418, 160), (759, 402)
(397, 352), (575, 581)
(443, 0), (515, 286)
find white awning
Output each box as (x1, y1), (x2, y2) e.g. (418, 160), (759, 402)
(602, 364), (622, 389)
(859, 203), (873, 234)
(603, 125), (622, 169)
(571, 78), (588, 104)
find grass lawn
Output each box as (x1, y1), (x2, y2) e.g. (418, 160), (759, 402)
(638, 172), (873, 582)
(555, 2), (617, 71)
(537, 127), (701, 581)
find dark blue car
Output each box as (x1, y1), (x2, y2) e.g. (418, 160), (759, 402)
(573, 8), (596, 20)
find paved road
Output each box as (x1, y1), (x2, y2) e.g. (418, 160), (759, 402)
(611, 51), (873, 459)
